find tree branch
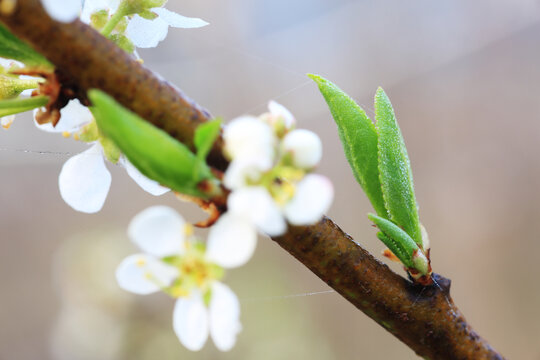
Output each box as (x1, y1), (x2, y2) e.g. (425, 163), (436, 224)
(0, 1), (504, 358)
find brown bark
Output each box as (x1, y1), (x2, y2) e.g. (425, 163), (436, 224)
(0, 1), (505, 359)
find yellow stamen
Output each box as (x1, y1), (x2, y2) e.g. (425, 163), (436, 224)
(184, 224), (194, 237)
(136, 258), (146, 267)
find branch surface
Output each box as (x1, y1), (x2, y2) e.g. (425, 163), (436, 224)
(0, 2), (504, 359)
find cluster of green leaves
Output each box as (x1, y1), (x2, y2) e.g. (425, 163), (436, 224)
(309, 74), (429, 277)
(89, 90), (221, 198)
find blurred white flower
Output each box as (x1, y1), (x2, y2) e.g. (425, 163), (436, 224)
(222, 101), (333, 236)
(126, 7), (208, 49)
(35, 99), (169, 213)
(116, 206), (251, 351)
(41, 0), (208, 49)
(41, 0), (82, 23)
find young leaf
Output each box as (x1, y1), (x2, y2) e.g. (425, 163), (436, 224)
(194, 118), (222, 160)
(88, 89), (214, 197)
(375, 88), (422, 247)
(0, 95), (49, 117)
(0, 24), (52, 69)
(309, 74), (387, 218)
(368, 213), (418, 268)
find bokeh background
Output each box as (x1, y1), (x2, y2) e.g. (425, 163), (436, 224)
(2, 0), (540, 358)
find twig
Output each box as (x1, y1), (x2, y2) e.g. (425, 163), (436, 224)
(0, 1), (505, 358)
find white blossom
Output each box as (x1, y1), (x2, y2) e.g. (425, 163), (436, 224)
(116, 206), (250, 351)
(41, 0), (208, 48)
(223, 116), (276, 163)
(35, 99), (169, 213)
(126, 8), (208, 49)
(222, 101), (333, 236)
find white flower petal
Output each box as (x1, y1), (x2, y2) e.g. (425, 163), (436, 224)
(228, 187), (286, 236)
(126, 14), (169, 48)
(34, 99), (93, 133)
(284, 174), (333, 226)
(152, 8), (209, 28)
(281, 129), (322, 169)
(206, 213), (257, 269)
(119, 156), (170, 196)
(209, 282), (241, 352)
(41, 0), (82, 23)
(128, 206), (186, 257)
(223, 116), (276, 162)
(58, 144), (111, 213)
(173, 292), (209, 351)
(268, 100), (295, 128)
(223, 157), (271, 190)
(116, 254), (179, 295)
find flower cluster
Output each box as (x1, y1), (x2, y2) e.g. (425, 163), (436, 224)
(113, 103), (333, 352)
(217, 101), (334, 238)
(0, 0), (209, 212)
(41, 0), (208, 51)
(116, 206), (253, 351)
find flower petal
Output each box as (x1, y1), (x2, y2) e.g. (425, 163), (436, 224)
(223, 157), (271, 190)
(126, 14), (169, 48)
(281, 129), (322, 169)
(209, 282), (241, 352)
(228, 187), (286, 236)
(206, 213), (257, 269)
(268, 100), (295, 128)
(116, 254), (179, 295)
(284, 174), (333, 225)
(119, 156), (170, 196)
(223, 116), (276, 162)
(35, 99), (93, 133)
(58, 144), (111, 213)
(152, 7), (209, 28)
(41, 0), (81, 23)
(128, 206), (186, 257)
(173, 291), (209, 351)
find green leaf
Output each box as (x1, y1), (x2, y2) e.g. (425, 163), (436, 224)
(309, 74), (387, 217)
(0, 95), (48, 116)
(375, 87), (422, 247)
(194, 118), (222, 161)
(88, 89), (214, 197)
(0, 24), (52, 68)
(368, 213), (419, 268)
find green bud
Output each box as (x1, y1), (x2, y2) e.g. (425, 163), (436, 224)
(138, 9), (158, 20)
(115, 17), (129, 34)
(109, 34), (135, 54)
(99, 136), (122, 164)
(90, 9), (110, 30)
(412, 250), (430, 277)
(0, 74), (39, 100)
(118, 0), (167, 16)
(78, 120), (100, 143)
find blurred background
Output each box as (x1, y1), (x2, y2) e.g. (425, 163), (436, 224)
(2, 0), (540, 358)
